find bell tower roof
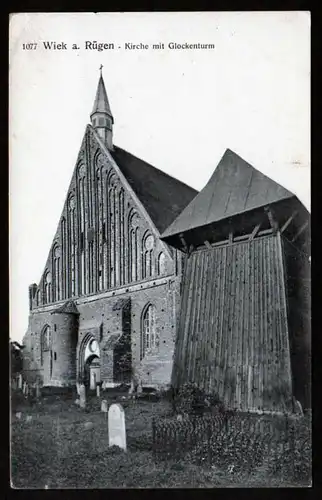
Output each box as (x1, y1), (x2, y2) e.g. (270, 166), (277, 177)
(90, 66), (113, 118)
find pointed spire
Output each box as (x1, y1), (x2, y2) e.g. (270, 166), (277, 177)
(90, 67), (114, 149)
(91, 67), (113, 118)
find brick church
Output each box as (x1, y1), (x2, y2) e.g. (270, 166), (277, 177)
(22, 71), (310, 412)
(22, 70), (198, 390)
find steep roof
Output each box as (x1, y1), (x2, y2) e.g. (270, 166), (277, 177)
(162, 148), (294, 239)
(110, 146), (198, 233)
(91, 75), (113, 118)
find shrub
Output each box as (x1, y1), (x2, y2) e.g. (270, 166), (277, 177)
(170, 383), (227, 417)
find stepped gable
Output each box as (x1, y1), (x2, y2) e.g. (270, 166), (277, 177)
(161, 148), (295, 240)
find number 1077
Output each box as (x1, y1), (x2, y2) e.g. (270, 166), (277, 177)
(22, 43), (38, 50)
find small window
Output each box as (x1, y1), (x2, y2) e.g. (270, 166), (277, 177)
(54, 352), (57, 361)
(102, 223), (106, 242)
(99, 117), (104, 126)
(54, 324), (57, 332)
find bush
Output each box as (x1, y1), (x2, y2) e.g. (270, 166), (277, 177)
(170, 383), (226, 416)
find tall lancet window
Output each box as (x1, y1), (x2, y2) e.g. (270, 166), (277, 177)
(119, 189), (125, 286)
(68, 196), (76, 297)
(78, 165), (86, 295)
(41, 325), (51, 366)
(61, 217), (67, 299)
(157, 252), (166, 275)
(102, 169), (108, 289)
(141, 304), (156, 360)
(143, 234), (155, 279)
(108, 173), (117, 288)
(96, 166), (104, 291)
(53, 245), (61, 301)
(128, 210), (139, 283)
(44, 271), (52, 304)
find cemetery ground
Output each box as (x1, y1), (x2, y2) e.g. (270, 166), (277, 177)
(10, 387), (310, 489)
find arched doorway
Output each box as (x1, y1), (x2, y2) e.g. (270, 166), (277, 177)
(78, 334), (100, 389)
(84, 354), (100, 390)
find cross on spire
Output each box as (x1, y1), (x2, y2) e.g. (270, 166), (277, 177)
(99, 64), (103, 75)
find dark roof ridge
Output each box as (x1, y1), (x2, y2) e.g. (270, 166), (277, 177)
(113, 145), (198, 194)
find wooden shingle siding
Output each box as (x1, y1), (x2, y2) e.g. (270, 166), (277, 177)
(172, 232), (293, 412)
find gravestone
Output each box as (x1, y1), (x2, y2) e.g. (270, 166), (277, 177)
(36, 382), (40, 398)
(108, 403), (126, 451)
(137, 381), (143, 395)
(101, 399), (108, 414)
(128, 381), (135, 395)
(79, 384), (86, 409)
(96, 385), (100, 398)
(75, 398), (80, 406)
(16, 412), (22, 420)
(18, 374), (22, 390)
(76, 382), (80, 396)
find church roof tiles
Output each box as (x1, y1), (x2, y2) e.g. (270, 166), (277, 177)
(161, 148), (295, 240)
(111, 146), (198, 233)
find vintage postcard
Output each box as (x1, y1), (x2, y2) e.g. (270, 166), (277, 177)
(9, 12), (311, 488)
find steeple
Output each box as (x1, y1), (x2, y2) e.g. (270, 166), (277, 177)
(90, 66), (114, 150)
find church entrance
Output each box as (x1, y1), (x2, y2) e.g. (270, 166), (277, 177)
(78, 334), (101, 388)
(84, 355), (100, 390)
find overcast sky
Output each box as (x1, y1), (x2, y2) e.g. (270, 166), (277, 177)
(9, 12), (310, 342)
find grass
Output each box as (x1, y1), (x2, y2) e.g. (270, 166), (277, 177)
(10, 389), (310, 489)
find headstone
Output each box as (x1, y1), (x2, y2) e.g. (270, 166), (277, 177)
(177, 414), (183, 422)
(76, 382), (80, 396)
(101, 399), (108, 413)
(90, 372), (96, 390)
(16, 412), (22, 420)
(84, 421), (94, 430)
(75, 398), (80, 406)
(96, 385), (100, 398)
(294, 399), (304, 417)
(137, 381), (143, 395)
(18, 374), (22, 390)
(36, 383), (40, 398)
(128, 381), (135, 395)
(108, 403), (126, 451)
(79, 384), (86, 409)
(26, 415), (32, 423)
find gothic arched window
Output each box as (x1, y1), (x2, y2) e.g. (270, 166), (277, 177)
(119, 189), (125, 285)
(157, 252), (166, 275)
(78, 164), (86, 296)
(53, 245), (61, 302)
(68, 196), (76, 297)
(44, 272), (52, 304)
(61, 217), (67, 299)
(128, 210), (139, 283)
(142, 234), (155, 279)
(141, 304), (156, 360)
(41, 325), (51, 366)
